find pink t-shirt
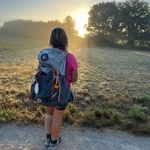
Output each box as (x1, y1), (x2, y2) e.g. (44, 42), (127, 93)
(66, 53), (78, 88)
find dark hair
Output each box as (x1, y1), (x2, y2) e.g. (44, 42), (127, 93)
(49, 28), (68, 50)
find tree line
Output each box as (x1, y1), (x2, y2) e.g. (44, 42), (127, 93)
(0, 0), (149, 50)
(0, 16), (84, 48)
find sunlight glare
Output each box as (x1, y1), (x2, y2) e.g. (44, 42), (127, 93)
(74, 12), (88, 37)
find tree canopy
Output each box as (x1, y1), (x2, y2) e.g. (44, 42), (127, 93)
(86, 0), (150, 49)
(63, 16), (78, 36)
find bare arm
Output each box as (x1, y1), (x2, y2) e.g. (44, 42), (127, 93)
(71, 70), (78, 83)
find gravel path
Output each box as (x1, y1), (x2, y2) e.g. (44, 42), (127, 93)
(0, 123), (150, 150)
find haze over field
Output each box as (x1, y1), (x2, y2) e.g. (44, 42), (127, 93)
(1, 0), (149, 37)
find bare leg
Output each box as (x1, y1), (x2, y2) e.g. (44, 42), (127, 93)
(45, 107), (54, 134)
(51, 108), (64, 141)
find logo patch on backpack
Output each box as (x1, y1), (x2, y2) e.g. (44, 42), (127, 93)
(30, 48), (74, 107)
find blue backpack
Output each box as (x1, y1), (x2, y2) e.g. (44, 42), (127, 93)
(30, 48), (74, 107)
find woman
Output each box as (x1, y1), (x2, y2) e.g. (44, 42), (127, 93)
(45, 28), (78, 150)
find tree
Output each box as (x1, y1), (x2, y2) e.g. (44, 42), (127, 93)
(63, 16), (78, 36)
(86, 0), (150, 49)
(118, 0), (150, 47)
(86, 2), (120, 46)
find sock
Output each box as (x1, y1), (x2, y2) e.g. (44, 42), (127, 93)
(51, 139), (57, 144)
(46, 134), (51, 139)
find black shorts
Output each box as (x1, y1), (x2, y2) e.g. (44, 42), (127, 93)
(55, 103), (68, 110)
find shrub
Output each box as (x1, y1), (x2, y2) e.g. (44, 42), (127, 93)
(139, 95), (150, 103)
(130, 105), (147, 122)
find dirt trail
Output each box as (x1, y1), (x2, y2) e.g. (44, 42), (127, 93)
(0, 123), (150, 150)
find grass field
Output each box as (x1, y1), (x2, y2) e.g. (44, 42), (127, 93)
(0, 35), (150, 135)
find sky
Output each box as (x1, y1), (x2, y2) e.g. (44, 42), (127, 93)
(0, 0), (150, 36)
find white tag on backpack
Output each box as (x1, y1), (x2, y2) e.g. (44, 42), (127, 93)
(34, 83), (39, 94)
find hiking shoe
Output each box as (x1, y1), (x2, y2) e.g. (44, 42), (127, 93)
(48, 137), (61, 150)
(45, 138), (51, 146)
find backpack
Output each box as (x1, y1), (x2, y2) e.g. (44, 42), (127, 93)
(30, 48), (74, 107)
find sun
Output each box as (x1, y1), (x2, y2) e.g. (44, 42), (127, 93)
(74, 11), (88, 37)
